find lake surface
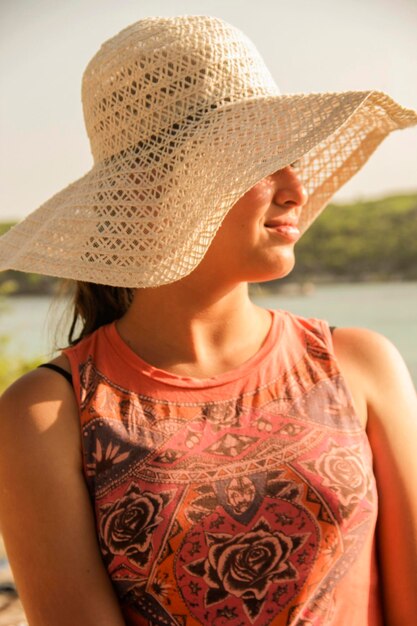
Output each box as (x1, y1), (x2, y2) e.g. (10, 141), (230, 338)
(0, 281), (416, 384)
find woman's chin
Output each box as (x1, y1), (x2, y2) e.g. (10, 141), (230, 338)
(246, 255), (296, 284)
(257, 267), (295, 284)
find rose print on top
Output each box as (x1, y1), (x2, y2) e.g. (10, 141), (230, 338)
(313, 443), (371, 509)
(185, 518), (306, 619)
(202, 399), (242, 430)
(99, 483), (170, 568)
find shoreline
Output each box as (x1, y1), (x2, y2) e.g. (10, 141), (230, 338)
(2, 275), (416, 299)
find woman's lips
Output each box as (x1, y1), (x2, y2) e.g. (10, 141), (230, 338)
(264, 223), (300, 242)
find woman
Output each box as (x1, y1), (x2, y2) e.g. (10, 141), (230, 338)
(0, 15), (416, 626)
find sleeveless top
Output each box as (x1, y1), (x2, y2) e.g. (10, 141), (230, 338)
(63, 309), (383, 626)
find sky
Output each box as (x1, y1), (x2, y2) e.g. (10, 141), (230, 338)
(0, 0), (416, 221)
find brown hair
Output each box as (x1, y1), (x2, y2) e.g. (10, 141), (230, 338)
(68, 282), (133, 345)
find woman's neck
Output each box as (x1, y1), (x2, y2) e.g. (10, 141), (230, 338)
(116, 280), (272, 378)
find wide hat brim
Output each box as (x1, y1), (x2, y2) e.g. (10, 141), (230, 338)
(0, 90), (416, 288)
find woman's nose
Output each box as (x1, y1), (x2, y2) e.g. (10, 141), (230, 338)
(272, 166), (308, 209)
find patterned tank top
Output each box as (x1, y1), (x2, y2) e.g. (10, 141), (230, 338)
(63, 309), (383, 626)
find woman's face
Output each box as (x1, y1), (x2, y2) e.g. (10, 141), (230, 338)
(196, 165), (309, 284)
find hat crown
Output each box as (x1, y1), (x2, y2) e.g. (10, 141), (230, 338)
(81, 15), (280, 162)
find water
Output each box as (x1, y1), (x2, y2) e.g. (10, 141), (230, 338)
(0, 295), (69, 361)
(0, 281), (416, 383)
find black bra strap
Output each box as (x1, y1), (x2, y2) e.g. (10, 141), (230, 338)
(38, 363), (73, 386)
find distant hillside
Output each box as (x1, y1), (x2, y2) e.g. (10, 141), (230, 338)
(1, 192), (417, 294)
(0, 222), (14, 236)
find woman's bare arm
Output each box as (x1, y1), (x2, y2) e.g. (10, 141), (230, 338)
(0, 366), (126, 626)
(333, 327), (417, 625)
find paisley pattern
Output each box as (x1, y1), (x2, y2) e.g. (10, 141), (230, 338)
(64, 311), (381, 625)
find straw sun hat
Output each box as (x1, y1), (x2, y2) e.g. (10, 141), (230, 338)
(0, 15), (416, 288)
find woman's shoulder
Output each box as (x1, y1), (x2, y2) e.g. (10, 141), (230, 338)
(1, 353), (73, 401)
(331, 326), (416, 428)
(0, 354), (81, 467)
(331, 326), (413, 393)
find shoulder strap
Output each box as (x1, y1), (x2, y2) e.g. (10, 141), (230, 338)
(38, 363), (73, 386)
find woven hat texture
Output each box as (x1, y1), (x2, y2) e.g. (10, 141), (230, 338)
(0, 15), (416, 287)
